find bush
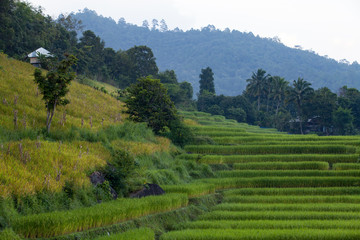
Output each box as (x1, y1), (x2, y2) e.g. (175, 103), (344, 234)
(103, 149), (138, 197)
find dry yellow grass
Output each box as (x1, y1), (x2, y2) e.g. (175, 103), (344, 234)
(0, 140), (109, 197)
(0, 53), (126, 130)
(111, 137), (174, 156)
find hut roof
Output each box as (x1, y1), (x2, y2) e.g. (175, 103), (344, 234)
(27, 47), (53, 58)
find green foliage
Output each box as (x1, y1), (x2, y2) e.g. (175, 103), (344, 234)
(198, 176), (360, 189)
(158, 70), (178, 84)
(103, 149), (138, 197)
(162, 184), (215, 198)
(161, 229), (360, 240)
(199, 67), (215, 95)
(216, 170), (360, 178)
(126, 45), (158, 82)
(33, 54), (78, 132)
(125, 77), (177, 134)
(12, 193), (188, 238)
(164, 118), (194, 147)
(246, 68), (270, 111)
(180, 220), (360, 230)
(199, 210), (360, 221)
(185, 145), (356, 155)
(233, 161), (329, 170)
(182, 154), (359, 164)
(0, 229), (21, 240)
(223, 187), (360, 196)
(333, 107), (355, 135)
(333, 163), (360, 170)
(94, 228), (155, 240)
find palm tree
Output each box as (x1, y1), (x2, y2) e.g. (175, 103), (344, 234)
(287, 78), (314, 134)
(246, 69), (270, 111)
(270, 76), (289, 116)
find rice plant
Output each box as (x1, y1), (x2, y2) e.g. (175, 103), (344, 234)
(94, 228), (154, 240)
(185, 145), (356, 155)
(216, 170), (360, 178)
(223, 187), (360, 196)
(160, 228), (360, 240)
(182, 154), (359, 164)
(233, 161), (329, 170)
(12, 193), (188, 238)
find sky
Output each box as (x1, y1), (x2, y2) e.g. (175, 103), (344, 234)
(28, 0), (360, 63)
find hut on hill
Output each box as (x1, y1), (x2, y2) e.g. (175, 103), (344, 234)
(27, 47), (53, 68)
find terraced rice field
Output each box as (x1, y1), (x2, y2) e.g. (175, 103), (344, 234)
(162, 113), (360, 239)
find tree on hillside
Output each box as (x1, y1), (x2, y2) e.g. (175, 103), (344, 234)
(125, 76), (177, 134)
(199, 67), (215, 95)
(246, 69), (270, 111)
(287, 78), (314, 134)
(158, 70), (178, 84)
(34, 54), (78, 133)
(126, 45), (159, 84)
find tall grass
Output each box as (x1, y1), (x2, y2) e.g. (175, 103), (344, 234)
(224, 195), (360, 204)
(0, 53), (126, 131)
(216, 170), (360, 178)
(185, 145), (356, 155)
(160, 229), (360, 240)
(333, 163), (360, 170)
(12, 193), (188, 238)
(179, 220), (360, 230)
(94, 228), (154, 240)
(181, 154), (359, 164)
(213, 203), (360, 212)
(162, 184), (215, 198)
(199, 210), (360, 221)
(212, 136), (360, 144)
(197, 177), (360, 189)
(223, 187), (360, 196)
(0, 140), (109, 197)
(233, 161), (329, 170)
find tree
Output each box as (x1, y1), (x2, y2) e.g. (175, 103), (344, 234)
(126, 45), (159, 84)
(287, 78), (314, 134)
(125, 76), (177, 134)
(307, 87), (337, 134)
(158, 70), (178, 84)
(151, 19), (158, 31)
(34, 54), (78, 132)
(160, 19), (168, 32)
(142, 20), (149, 29)
(333, 107), (355, 135)
(270, 76), (289, 116)
(246, 69), (270, 111)
(199, 67), (215, 95)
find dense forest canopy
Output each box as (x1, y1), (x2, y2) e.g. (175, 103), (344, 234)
(71, 9), (360, 96)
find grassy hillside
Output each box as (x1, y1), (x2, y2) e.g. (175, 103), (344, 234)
(0, 53), (124, 131)
(0, 54), (201, 203)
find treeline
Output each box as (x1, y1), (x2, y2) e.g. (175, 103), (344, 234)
(197, 67), (360, 135)
(0, 0), (193, 108)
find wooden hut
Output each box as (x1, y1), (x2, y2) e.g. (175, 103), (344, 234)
(27, 47), (53, 67)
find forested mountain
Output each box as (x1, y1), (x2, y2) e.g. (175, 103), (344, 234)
(72, 9), (360, 96)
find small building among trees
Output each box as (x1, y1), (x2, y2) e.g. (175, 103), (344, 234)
(27, 47), (52, 67)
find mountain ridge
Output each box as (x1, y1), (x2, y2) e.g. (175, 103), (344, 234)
(72, 9), (360, 96)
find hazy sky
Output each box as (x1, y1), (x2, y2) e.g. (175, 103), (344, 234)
(28, 0), (360, 63)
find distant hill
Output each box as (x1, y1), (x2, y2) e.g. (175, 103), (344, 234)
(72, 9), (360, 96)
